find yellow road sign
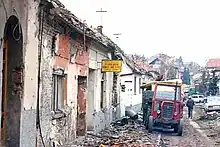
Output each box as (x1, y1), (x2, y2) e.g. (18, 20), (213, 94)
(101, 60), (122, 72)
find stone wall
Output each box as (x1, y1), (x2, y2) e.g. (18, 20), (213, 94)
(0, 0), (39, 147)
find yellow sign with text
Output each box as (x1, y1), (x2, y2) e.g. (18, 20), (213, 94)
(101, 60), (122, 72)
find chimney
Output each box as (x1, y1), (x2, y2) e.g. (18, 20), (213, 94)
(97, 25), (103, 34)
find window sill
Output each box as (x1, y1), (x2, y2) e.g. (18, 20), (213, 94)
(112, 103), (119, 107)
(51, 110), (66, 119)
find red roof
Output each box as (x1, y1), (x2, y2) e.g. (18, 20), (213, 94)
(135, 60), (152, 71)
(206, 58), (220, 68)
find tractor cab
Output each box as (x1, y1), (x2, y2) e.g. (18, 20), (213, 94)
(141, 79), (184, 136)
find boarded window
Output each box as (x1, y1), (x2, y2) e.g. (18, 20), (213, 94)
(134, 76), (137, 95)
(52, 74), (67, 111)
(100, 73), (106, 109)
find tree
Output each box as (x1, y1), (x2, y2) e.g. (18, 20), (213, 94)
(182, 68), (190, 85)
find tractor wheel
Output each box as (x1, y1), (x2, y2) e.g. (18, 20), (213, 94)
(148, 116), (154, 133)
(177, 119), (183, 136)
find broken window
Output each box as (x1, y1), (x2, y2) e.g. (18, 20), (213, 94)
(100, 72), (106, 109)
(52, 74), (67, 111)
(134, 76), (137, 95)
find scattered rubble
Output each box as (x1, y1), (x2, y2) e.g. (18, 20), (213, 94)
(197, 111), (220, 121)
(195, 108), (220, 146)
(71, 115), (158, 147)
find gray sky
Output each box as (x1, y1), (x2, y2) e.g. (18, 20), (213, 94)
(60, 0), (220, 65)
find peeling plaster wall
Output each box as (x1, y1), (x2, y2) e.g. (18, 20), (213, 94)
(87, 41), (113, 134)
(0, 0), (39, 146)
(38, 8), (91, 143)
(38, 18), (74, 146)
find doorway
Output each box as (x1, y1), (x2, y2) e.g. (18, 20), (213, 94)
(1, 15), (23, 147)
(76, 76), (87, 136)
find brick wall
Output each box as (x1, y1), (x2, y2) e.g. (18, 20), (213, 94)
(38, 9), (91, 146)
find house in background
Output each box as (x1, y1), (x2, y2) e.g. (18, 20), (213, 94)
(205, 58), (220, 95)
(120, 56), (152, 116)
(147, 53), (172, 74)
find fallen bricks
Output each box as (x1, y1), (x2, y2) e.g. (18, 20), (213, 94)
(72, 118), (157, 147)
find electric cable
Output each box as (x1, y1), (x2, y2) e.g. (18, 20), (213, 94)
(12, 23), (21, 41)
(36, 7), (46, 147)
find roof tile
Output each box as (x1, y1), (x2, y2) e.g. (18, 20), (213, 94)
(206, 58), (220, 68)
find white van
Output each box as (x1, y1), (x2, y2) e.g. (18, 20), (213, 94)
(190, 94), (205, 103)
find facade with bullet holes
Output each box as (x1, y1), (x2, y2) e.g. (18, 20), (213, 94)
(0, 0), (123, 146)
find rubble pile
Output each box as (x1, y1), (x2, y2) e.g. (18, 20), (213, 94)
(72, 118), (157, 147)
(197, 111), (220, 121)
(196, 111), (220, 145)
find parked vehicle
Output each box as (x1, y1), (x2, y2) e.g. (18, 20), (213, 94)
(141, 79), (184, 136)
(203, 96), (220, 112)
(190, 94), (205, 103)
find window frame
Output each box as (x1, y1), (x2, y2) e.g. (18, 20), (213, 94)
(52, 69), (67, 112)
(100, 72), (106, 109)
(134, 76), (137, 95)
(139, 78), (141, 94)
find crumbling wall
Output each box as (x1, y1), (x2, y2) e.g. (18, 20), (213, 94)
(37, 11), (77, 146)
(38, 6), (91, 144)
(88, 42), (113, 133)
(71, 34), (90, 137)
(112, 72), (121, 120)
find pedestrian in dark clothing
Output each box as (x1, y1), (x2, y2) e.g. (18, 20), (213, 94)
(186, 97), (195, 119)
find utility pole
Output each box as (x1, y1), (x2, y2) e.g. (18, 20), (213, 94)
(96, 8), (107, 26)
(113, 33), (121, 44)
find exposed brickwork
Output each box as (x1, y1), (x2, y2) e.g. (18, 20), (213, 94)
(55, 34), (69, 59)
(53, 32), (90, 138)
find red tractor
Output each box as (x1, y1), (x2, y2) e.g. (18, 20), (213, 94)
(141, 80), (184, 136)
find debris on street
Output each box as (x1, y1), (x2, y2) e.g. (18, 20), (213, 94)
(72, 115), (158, 147)
(195, 108), (220, 146)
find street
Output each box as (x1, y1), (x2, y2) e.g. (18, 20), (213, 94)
(70, 107), (217, 147)
(161, 107), (213, 147)
(1, 0), (220, 146)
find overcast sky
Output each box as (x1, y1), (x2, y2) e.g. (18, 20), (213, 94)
(60, 0), (220, 66)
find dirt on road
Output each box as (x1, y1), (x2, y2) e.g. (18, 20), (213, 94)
(162, 117), (212, 147)
(194, 107), (220, 147)
(70, 108), (215, 147)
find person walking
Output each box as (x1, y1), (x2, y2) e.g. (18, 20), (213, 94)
(186, 97), (195, 119)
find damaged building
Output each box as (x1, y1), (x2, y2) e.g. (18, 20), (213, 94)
(0, 0), (123, 146)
